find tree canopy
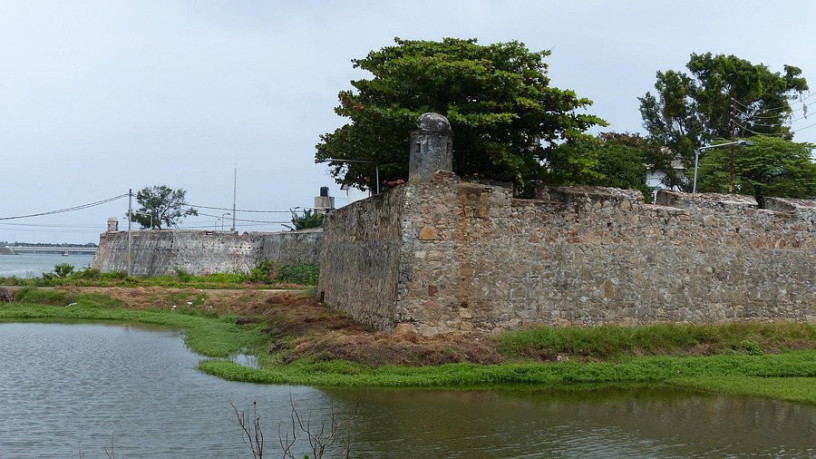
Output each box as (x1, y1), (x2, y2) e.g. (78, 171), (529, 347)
(130, 185), (198, 229)
(316, 37), (606, 192)
(696, 136), (816, 206)
(639, 53), (808, 172)
(545, 132), (651, 198)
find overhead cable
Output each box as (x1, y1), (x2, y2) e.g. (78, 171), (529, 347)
(732, 121), (789, 137)
(184, 203), (313, 213)
(0, 194), (128, 221)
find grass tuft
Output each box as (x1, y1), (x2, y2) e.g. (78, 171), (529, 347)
(496, 322), (816, 360)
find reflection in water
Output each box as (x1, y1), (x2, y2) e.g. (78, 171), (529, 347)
(329, 385), (816, 458)
(0, 323), (814, 458)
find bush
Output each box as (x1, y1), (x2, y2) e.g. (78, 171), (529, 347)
(53, 263), (75, 278)
(248, 261), (277, 284)
(205, 272), (249, 284)
(73, 267), (101, 280)
(741, 339), (764, 356)
(174, 267), (193, 283)
(14, 287), (75, 306)
(246, 262), (319, 285)
(36, 273), (62, 287)
(102, 271), (128, 281)
(275, 264), (319, 285)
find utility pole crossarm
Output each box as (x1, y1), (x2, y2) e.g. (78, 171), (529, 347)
(693, 140), (755, 193)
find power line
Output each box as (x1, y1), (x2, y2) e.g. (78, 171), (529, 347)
(791, 120), (816, 133)
(234, 217), (290, 224)
(730, 97), (789, 113)
(733, 102), (813, 122)
(0, 222), (102, 229)
(0, 194), (128, 221)
(732, 121), (789, 137)
(178, 222), (290, 230)
(192, 214), (290, 225)
(731, 96), (815, 122)
(184, 203), (311, 213)
(733, 117), (785, 129)
(731, 96), (808, 115)
(0, 227), (103, 234)
(733, 106), (791, 121)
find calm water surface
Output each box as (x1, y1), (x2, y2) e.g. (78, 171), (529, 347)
(0, 253), (94, 277)
(0, 323), (815, 458)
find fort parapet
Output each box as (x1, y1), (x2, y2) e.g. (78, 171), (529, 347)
(92, 230), (321, 276)
(318, 113), (816, 335)
(92, 113), (816, 336)
(319, 179), (816, 335)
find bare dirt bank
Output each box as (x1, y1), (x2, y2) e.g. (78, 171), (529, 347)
(65, 287), (504, 366)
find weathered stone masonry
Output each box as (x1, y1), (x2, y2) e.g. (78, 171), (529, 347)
(92, 229), (321, 276)
(319, 178), (816, 335)
(318, 191), (404, 327)
(93, 111), (816, 336)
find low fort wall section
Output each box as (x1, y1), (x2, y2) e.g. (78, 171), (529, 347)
(92, 229), (321, 276)
(318, 190), (405, 328)
(320, 176), (816, 335)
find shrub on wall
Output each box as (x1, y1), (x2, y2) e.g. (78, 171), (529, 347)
(275, 264), (319, 286)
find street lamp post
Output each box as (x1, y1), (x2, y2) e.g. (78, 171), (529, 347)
(316, 158), (380, 194)
(693, 140), (754, 193)
(221, 213), (231, 231)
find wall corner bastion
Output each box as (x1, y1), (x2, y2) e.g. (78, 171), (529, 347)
(348, 183), (816, 336)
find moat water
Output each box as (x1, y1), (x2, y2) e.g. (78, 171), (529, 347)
(0, 323), (814, 457)
(0, 253), (94, 277)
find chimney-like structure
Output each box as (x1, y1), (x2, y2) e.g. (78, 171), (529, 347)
(107, 217), (119, 233)
(409, 113), (453, 183)
(314, 187), (335, 214)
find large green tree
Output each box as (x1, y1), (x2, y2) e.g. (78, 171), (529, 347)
(697, 136), (816, 206)
(545, 132), (651, 198)
(316, 37), (606, 192)
(129, 185), (198, 229)
(639, 53), (808, 177)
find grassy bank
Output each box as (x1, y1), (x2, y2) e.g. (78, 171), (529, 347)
(496, 322), (816, 359)
(0, 261), (319, 289)
(197, 351), (816, 404)
(0, 292), (267, 358)
(1, 288), (815, 404)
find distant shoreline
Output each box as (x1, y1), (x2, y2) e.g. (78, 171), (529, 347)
(3, 244), (97, 256)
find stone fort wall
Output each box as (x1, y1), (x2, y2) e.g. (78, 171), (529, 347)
(92, 229), (321, 276)
(319, 176), (816, 335)
(318, 190), (404, 328)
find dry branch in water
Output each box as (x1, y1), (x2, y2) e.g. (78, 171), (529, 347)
(233, 401), (264, 459)
(235, 396), (355, 459)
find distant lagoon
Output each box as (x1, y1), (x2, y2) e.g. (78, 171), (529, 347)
(0, 253), (95, 278)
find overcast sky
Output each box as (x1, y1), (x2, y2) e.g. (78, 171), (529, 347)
(2, 0), (815, 244)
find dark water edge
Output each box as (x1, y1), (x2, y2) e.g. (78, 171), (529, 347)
(333, 386), (816, 458)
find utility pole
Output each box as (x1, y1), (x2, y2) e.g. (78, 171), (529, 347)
(231, 164), (237, 233)
(729, 98), (737, 193)
(127, 188), (132, 276)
